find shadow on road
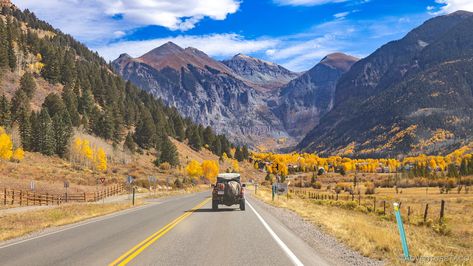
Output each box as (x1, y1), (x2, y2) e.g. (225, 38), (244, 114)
(188, 208), (240, 213)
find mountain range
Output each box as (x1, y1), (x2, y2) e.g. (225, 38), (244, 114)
(298, 10), (473, 156)
(112, 44), (357, 147)
(113, 10), (473, 156)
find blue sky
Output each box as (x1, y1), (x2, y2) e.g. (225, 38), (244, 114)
(13, 0), (473, 71)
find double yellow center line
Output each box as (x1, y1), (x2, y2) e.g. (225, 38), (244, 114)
(109, 197), (211, 266)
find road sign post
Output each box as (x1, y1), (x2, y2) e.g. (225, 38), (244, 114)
(393, 202), (410, 261)
(30, 180), (35, 192)
(132, 187), (135, 206)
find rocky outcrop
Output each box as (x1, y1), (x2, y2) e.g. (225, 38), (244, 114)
(222, 54), (299, 90)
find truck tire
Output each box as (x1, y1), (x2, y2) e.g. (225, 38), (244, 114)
(240, 199), (246, 211)
(212, 200), (218, 211)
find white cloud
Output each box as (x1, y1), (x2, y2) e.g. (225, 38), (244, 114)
(334, 11), (350, 18)
(100, 0), (240, 31)
(433, 0), (473, 13)
(274, 0), (347, 6)
(14, 0), (240, 43)
(94, 34), (278, 61)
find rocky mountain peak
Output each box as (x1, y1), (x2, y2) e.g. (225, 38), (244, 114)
(446, 10), (473, 18)
(222, 54), (299, 90)
(320, 53), (359, 72)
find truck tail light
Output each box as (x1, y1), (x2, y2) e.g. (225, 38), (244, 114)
(217, 183), (225, 190)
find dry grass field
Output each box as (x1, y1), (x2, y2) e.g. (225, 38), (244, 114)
(252, 184), (473, 265)
(0, 201), (142, 242)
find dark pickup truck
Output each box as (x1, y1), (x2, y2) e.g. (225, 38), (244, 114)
(212, 173), (246, 211)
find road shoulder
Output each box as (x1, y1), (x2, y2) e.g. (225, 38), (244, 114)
(247, 194), (384, 266)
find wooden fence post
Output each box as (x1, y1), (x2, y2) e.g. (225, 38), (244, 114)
(358, 194), (361, 205)
(423, 203), (429, 223)
(26, 191), (29, 206)
(440, 200), (445, 223)
(11, 190), (14, 205)
(373, 197), (376, 212)
(3, 188), (6, 205)
(383, 200), (386, 215)
(46, 193), (48, 206)
(83, 192), (86, 202)
(20, 191), (22, 206)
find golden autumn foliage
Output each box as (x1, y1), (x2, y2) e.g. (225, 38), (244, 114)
(252, 145), (473, 175)
(28, 53), (45, 74)
(70, 137), (107, 172)
(12, 148), (25, 162)
(231, 159), (240, 172)
(95, 148), (107, 172)
(0, 127), (23, 162)
(0, 131), (13, 160)
(202, 160), (219, 183)
(186, 160), (203, 179)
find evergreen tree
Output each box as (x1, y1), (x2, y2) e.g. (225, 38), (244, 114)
(202, 126), (214, 145)
(61, 84), (80, 126)
(41, 47), (60, 83)
(29, 112), (40, 152)
(60, 51), (76, 85)
(6, 17), (16, 71)
(155, 135), (179, 167)
(92, 109), (114, 140)
(0, 20), (8, 69)
(235, 146), (244, 162)
(124, 132), (136, 153)
(460, 158), (468, 176)
(52, 110), (72, 157)
(79, 88), (94, 115)
(42, 93), (65, 117)
(0, 94), (11, 127)
(189, 126), (202, 151)
(134, 110), (156, 149)
(18, 110), (32, 151)
(37, 108), (55, 155)
(10, 89), (30, 122)
(173, 116), (185, 141)
(211, 138), (222, 156)
(19, 72), (37, 99)
(242, 145), (249, 160)
(468, 158), (473, 175)
(447, 163), (459, 178)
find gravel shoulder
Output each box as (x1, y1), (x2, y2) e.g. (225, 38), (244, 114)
(248, 193), (384, 266)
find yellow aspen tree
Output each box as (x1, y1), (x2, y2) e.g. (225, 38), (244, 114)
(231, 159), (240, 172)
(12, 148), (25, 162)
(202, 160), (219, 183)
(0, 129), (13, 160)
(95, 148), (107, 172)
(186, 160), (203, 179)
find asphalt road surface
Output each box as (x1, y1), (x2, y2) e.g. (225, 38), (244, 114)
(0, 192), (332, 266)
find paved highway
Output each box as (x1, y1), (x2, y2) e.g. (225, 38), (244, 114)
(0, 192), (332, 266)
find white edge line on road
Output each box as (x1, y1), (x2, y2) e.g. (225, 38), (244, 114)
(0, 192), (206, 250)
(247, 201), (304, 266)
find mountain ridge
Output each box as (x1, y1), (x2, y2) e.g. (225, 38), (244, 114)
(298, 10), (473, 156)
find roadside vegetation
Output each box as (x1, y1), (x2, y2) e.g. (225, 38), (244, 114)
(252, 186), (473, 265)
(0, 201), (142, 241)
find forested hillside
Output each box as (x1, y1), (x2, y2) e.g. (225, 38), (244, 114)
(298, 11), (473, 157)
(0, 4), (237, 166)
